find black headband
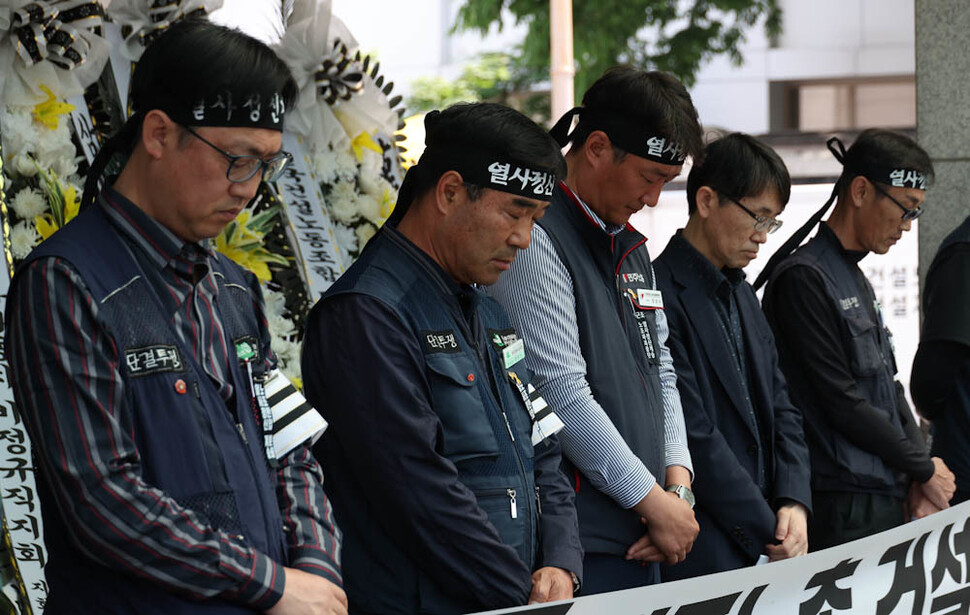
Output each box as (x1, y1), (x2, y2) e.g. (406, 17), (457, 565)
(386, 144), (560, 227)
(549, 106), (687, 165)
(146, 89), (288, 131)
(752, 136), (928, 291)
(828, 137), (929, 190)
(420, 145), (558, 199)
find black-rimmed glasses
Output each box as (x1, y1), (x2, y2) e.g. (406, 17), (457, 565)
(181, 125), (293, 183)
(870, 180), (924, 222)
(723, 195), (784, 234)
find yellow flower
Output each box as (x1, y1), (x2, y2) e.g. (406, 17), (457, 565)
(33, 174), (80, 240)
(215, 208), (289, 282)
(379, 186), (396, 220)
(350, 131), (383, 162)
(32, 85), (76, 131)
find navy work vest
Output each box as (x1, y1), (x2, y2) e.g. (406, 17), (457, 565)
(318, 227), (539, 614)
(536, 184), (666, 556)
(765, 227), (903, 495)
(18, 204), (287, 614)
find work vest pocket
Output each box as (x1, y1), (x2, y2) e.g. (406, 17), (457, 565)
(475, 487), (527, 554)
(174, 490), (244, 536)
(425, 353), (500, 462)
(845, 315), (883, 376)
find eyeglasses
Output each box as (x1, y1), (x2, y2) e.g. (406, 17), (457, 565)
(181, 125), (293, 183)
(723, 195), (784, 234)
(869, 180), (924, 222)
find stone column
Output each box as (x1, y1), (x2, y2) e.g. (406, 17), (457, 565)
(916, 0), (970, 287)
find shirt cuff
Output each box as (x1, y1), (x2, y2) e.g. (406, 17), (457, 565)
(665, 442), (694, 482)
(230, 551), (285, 610)
(610, 461), (655, 509)
(289, 545), (343, 587)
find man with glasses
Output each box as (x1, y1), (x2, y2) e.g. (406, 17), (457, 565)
(757, 129), (955, 550)
(6, 20), (346, 615)
(653, 133), (811, 578)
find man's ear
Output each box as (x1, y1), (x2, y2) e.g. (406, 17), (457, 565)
(694, 186), (718, 219)
(140, 109), (176, 160)
(583, 130), (615, 171)
(848, 175), (871, 209)
(433, 170), (466, 216)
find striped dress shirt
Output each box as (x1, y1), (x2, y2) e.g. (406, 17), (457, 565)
(6, 189), (341, 609)
(487, 196), (692, 510)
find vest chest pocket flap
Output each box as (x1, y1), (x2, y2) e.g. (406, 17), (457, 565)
(844, 315), (884, 377)
(425, 353), (500, 462)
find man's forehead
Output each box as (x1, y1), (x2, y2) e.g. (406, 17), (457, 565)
(629, 155), (682, 179)
(201, 125), (282, 155)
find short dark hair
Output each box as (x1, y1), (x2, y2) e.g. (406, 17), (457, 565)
(835, 129), (934, 200)
(129, 19), (298, 144)
(82, 19), (298, 210)
(568, 66), (704, 163)
(406, 102), (567, 203)
(686, 133), (791, 215)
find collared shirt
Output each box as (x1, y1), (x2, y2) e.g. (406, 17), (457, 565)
(487, 193), (692, 509)
(7, 189), (342, 609)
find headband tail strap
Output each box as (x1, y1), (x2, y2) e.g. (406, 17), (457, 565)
(753, 183), (839, 291)
(80, 114), (142, 211)
(827, 136), (847, 166)
(549, 107), (583, 147)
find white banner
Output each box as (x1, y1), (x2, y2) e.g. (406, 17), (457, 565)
(0, 264), (48, 613)
(278, 133), (345, 303)
(476, 501), (970, 615)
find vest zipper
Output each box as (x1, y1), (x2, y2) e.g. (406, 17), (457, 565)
(471, 311), (535, 560)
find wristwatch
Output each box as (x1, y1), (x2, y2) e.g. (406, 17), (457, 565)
(665, 484), (695, 509)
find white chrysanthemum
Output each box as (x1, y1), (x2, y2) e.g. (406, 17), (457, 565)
(359, 167), (390, 197)
(272, 337), (301, 372)
(334, 223), (358, 255)
(312, 149), (340, 185)
(356, 223), (377, 249)
(357, 194), (385, 226)
(0, 108), (36, 158)
(33, 122), (75, 169)
(278, 353), (303, 387)
(334, 149), (358, 182)
(50, 155), (79, 179)
(267, 313), (297, 341)
(10, 187), (48, 219)
(328, 180), (360, 224)
(262, 286), (287, 319)
(9, 221), (40, 259)
(11, 153), (38, 177)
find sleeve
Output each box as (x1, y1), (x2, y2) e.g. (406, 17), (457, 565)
(768, 265), (934, 482)
(486, 225), (656, 509)
(6, 257), (285, 610)
(912, 341), (970, 421)
(761, 317), (813, 514)
(301, 295), (532, 610)
(912, 246), (970, 420)
(531, 434), (583, 582)
(661, 295), (776, 556)
(246, 274), (342, 586)
(652, 286), (694, 479)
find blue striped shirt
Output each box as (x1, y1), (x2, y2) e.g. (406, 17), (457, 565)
(487, 196), (692, 509)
